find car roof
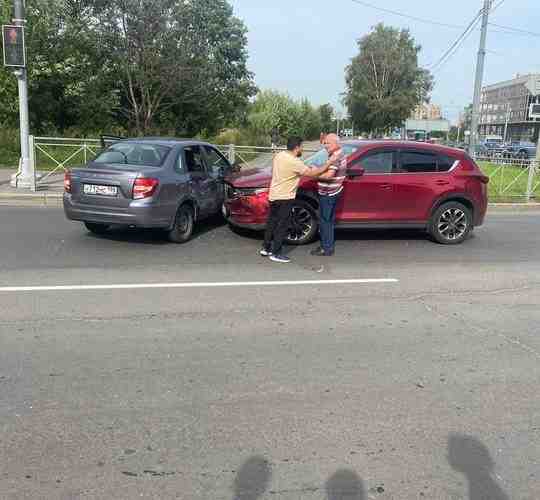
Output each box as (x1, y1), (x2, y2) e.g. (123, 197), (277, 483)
(342, 139), (466, 157)
(112, 137), (213, 147)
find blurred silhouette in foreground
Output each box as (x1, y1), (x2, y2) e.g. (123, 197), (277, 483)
(233, 456), (272, 500)
(326, 468), (366, 500)
(448, 433), (509, 500)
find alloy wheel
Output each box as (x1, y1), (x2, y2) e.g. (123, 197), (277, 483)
(288, 206), (313, 242)
(437, 208), (468, 241)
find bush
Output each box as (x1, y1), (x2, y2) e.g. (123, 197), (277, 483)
(0, 126), (20, 168)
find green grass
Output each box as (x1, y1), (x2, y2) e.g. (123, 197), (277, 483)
(478, 162), (539, 202)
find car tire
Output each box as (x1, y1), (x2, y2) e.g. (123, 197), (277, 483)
(168, 204), (194, 243)
(84, 222), (110, 235)
(429, 202), (472, 245)
(285, 200), (318, 245)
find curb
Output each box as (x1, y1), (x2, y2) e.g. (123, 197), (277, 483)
(488, 203), (540, 211)
(0, 192), (63, 206)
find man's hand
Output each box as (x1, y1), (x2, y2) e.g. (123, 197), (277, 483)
(301, 159), (332, 178)
(318, 168), (336, 180)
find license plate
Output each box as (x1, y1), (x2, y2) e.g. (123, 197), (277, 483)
(83, 184), (118, 196)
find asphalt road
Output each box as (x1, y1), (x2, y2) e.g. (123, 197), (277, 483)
(1, 207), (539, 500)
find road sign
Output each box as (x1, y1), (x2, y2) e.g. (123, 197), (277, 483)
(2, 25), (26, 67)
(529, 103), (540, 119)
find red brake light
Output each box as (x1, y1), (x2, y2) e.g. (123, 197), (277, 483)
(133, 177), (159, 199)
(64, 171), (71, 192)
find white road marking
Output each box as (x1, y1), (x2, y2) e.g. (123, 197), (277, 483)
(0, 278), (398, 293)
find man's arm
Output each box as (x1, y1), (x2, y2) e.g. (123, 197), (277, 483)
(300, 159), (333, 178)
(318, 168), (337, 180)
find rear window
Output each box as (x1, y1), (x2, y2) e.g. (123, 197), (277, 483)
(438, 155), (457, 172)
(94, 143), (171, 167)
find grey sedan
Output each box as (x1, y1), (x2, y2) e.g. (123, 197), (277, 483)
(64, 138), (234, 242)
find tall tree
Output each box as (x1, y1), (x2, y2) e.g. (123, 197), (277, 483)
(318, 104), (334, 133)
(344, 24), (433, 135)
(92, 0), (255, 135)
(0, 0), (119, 133)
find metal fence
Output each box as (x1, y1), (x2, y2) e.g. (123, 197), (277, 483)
(28, 136), (318, 190)
(474, 154), (539, 202)
(31, 136), (103, 190)
(23, 136), (540, 201)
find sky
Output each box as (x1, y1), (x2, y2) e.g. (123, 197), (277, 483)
(228, 0), (540, 124)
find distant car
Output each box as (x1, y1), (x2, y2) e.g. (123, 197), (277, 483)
(64, 138), (235, 242)
(224, 141), (489, 245)
(475, 140), (505, 158)
(503, 141), (537, 160)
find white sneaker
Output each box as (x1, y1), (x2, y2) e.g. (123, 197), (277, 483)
(269, 254), (291, 263)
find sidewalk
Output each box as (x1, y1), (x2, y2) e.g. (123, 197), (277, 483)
(0, 169), (63, 206)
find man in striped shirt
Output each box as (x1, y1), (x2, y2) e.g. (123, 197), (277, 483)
(310, 133), (347, 257)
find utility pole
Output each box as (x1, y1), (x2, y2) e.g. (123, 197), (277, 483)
(469, 0), (492, 155)
(9, 0), (33, 189)
(503, 102), (510, 143)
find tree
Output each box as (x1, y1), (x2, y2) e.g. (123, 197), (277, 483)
(91, 0), (255, 135)
(0, 0), (120, 133)
(344, 24), (433, 135)
(461, 104), (473, 133)
(318, 104), (334, 133)
(247, 90), (322, 143)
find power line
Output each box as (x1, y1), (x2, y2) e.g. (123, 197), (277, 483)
(491, 0), (506, 11)
(488, 22), (540, 38)
(349, 0), (464, 29)
(349, 0), (540, 41)
(428, 9), (484, 72)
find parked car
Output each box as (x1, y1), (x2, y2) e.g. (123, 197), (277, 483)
(502, 141), (537, 160)
(476, 140), (505, 158)
(224, 141), (489, 245)
(64, 138), (235, 242)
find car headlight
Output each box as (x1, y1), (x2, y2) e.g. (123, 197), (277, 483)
(235, 188), (269, 196)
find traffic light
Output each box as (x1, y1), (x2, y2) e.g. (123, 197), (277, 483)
(2, 25), (26, 67)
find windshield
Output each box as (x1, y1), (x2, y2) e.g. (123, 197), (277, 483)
(305, 144), (359, 166)
(94, 142), (171, 167)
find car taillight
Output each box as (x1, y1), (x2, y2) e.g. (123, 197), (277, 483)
(64, 171), (71, 193)
(133, 177), (159, 199)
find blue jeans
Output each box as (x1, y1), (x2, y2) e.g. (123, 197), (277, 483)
(319, 193), (340, 252)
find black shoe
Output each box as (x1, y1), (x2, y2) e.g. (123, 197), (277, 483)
(260, 247), (273, 257)
(310, 246), (334, 257)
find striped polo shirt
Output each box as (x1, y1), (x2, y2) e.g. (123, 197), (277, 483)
(318, 148), (347, 196)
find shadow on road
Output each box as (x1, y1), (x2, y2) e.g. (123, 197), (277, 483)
(231, 435), (509, 499)
(448, 433), (509, 500)
(326, 469), (366, 500)
(233, 456), (272, 500)
(84, 215), (227, 245)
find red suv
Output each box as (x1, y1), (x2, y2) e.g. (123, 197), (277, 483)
(223, 141), (489, 245)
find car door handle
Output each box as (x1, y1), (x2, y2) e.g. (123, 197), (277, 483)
(380, 183), (392, 190)
(435, 180), (450, 186)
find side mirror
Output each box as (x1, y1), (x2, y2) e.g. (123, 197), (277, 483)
(347, 167), (365, 178)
